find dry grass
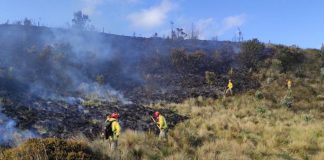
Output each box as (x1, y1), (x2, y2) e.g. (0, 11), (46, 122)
(82, 82), (323, 160)
(3, 77), (322, 160)
(2, 53), (323, 160)
(100, 69), (324, 159)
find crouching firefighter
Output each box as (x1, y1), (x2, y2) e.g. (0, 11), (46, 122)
(103, 112), (121, 149)
(153, 111), (168, 140)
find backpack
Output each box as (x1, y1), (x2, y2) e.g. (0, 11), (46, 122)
(103, 120), (115, 139)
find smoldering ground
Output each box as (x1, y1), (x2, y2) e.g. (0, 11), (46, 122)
(0, 24), (257, 146)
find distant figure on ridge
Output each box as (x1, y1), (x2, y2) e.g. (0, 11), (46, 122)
(287, 79), (292, 90)
(103, 112), (121, 150)
(286, 79), (292, 96)
(226, 79), (233, 95)
(153, 111), (168, 139)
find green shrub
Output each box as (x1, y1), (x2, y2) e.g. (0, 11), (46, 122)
(273, 45), (304, 72)
(255, 90), (264, 100)
(256, 106), (266, 114)
(238, 39), (266, 70)
(271, 58), (283, 73)
(1, 138), (99, 160)
(170, 48), (187, 72)
(205, 71), (216, 85)
(303, 114), (312, 123)
(294, 66), (305, 78)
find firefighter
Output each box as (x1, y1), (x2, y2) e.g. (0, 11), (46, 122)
(225, 79), (233, 95)
(104, 112), (121, 150)
(153, 111), (168, 139)
(287, 79), (292, 90)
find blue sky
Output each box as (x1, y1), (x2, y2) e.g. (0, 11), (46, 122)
(0, 0), (324, 48)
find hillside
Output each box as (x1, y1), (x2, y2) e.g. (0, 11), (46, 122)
(0, 24), (256, 142)
(0, 24), (247, 102)
(0, 24), (323, 159)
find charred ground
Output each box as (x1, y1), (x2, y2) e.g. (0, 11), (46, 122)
(0, 24), (263, 143)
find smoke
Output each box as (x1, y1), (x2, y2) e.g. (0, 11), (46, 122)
(0, 23), (238, 105)
(0, 105), (37, 146)
(0, 25), (135, 104)
(191, 14), (247, 40)
(216, 14), (246, 36)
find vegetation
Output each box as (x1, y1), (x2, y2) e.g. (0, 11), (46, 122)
(72, 11), (90, 30)
(86, 46), (322, 159)
(1, 138), (99, 160)
(84, 80), (323, 159)
(272, 45), (305, 72)
(0, 23), (323, 159)
(238, 39), (268, 70)
(205, 71), (216, 85)
(6, 54), (321, 159)
(170, 49), (226, 74)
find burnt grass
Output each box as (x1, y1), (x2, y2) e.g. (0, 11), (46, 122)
(0, 68), (258, 140)
(125, 71), (259, 104)
(1, 95), (187, 139)
(0, 24), (260, 141)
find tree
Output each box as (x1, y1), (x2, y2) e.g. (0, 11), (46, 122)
(175, 28), (187, 40)
(273, 45), (304, 72)
(72, 11), (90, 29)
(238, 39), (266, 70)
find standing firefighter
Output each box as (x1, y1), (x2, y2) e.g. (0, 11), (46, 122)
(103, 112), (121, 150)
(153, 111), (168, 139)
(286, 79), (292, 96)
(287, 79), (292, 90)
(226, 79), (233, 95)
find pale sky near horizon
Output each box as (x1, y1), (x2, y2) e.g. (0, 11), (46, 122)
(0, 0), (324, 48)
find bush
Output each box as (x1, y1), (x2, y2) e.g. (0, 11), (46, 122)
(273, 45), (305, 72)
(205, 71), (216, 85)
(170, 48), (187, 72)
(256, 106), (266, 114)
(1, 138), (99, 160)
(238, 39), (266, 70)
(271, 58), (284, 73)
(170, 49), (215, 74)
(255, 90), (264, 100)
(294, 66), (305, 78)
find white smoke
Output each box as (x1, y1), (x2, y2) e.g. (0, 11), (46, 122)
(77, 82), (132, 104)
(216, 14), (246, 36)
(0, 105), (37, 146)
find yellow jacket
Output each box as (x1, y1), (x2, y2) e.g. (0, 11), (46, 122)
(228, 82), (233, 89)
(287, 80), (292, 89)
(158, 115), (168, 130)
(108, 118), (121, 140)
